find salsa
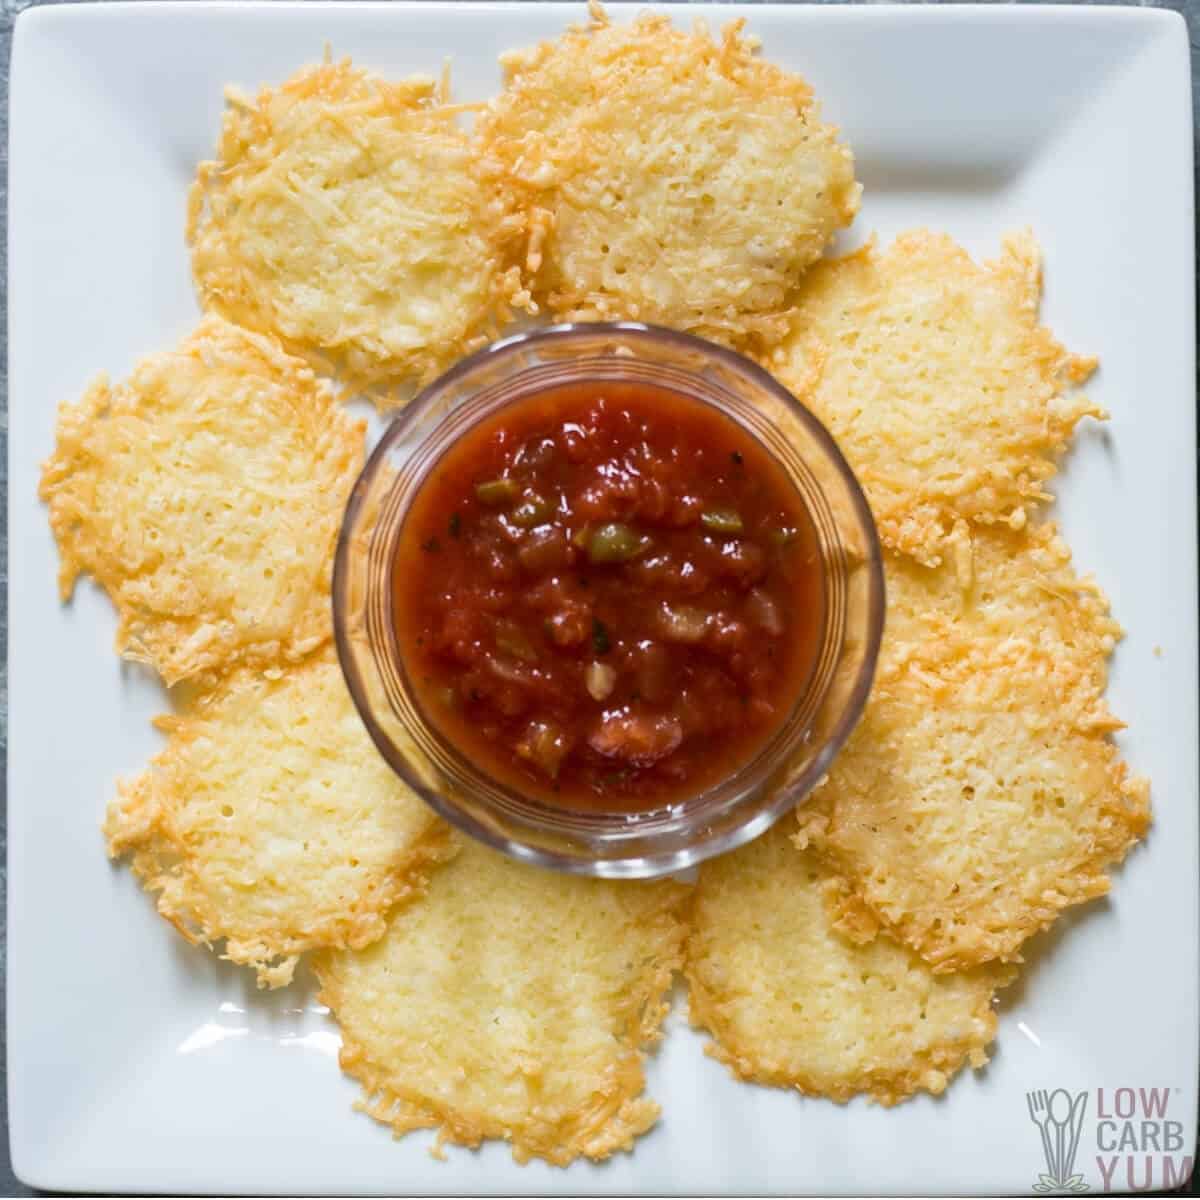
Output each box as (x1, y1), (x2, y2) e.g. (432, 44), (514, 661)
(392, 382), (825, 813)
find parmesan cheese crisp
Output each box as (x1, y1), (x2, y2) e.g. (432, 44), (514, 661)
(881, 521), (1121, 688)
(189, 58), (528, 400)
(317, 841), (688, 1164)
(797, 634), (1150, 973)
(39, 316), (363, 685)
(772, 231), (1100, 566)
(687, 824), (1012, 1106)
(105, 649), (455, 989)
(477, 3), (859, 345)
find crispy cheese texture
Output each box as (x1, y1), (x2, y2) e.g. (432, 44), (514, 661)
(104, 650), (454, 988)
(316, 841), (688, 1165)
(687, 825), (1012, 1106)
(477, 4), (859, 344)
(189, 58), (526, 398)
(882, 521), (1121, 688)
(39, 316), (363, 685)
(771, 231), (1100, 565)
(796, 640), (1150, 973)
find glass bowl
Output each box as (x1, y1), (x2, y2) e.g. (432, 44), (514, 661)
(333, 323), (884, 879)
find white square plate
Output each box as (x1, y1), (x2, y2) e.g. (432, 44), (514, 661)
(7, 3), (1197, 1193)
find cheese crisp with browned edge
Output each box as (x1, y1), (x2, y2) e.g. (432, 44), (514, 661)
(477, 3), (859, 345)
(687, 824), (1012, 1106)
(104, 650), (455, 989)
(882, 522), (1121, 689)
(189, 58), (528, 400)
(796, 637), (1150, 973)
(316, 841), (688, 1165)
(39, 316), (363, 686)
(771, 231), (1100, 566)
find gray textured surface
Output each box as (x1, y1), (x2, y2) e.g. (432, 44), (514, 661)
(1, 0), (1195, 1195)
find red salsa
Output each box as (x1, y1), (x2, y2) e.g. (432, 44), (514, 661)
(392, 382), (825, 813)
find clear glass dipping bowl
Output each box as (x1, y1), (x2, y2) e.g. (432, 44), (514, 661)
(333, 323), (884, 879)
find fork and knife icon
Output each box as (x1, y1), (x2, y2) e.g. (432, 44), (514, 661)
(1026, 1088), (1090, 1193)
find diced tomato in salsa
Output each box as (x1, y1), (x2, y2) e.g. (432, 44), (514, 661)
(392, 382), (824, 813)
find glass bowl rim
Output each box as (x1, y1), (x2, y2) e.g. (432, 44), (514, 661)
(332, 320), (885, 877)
